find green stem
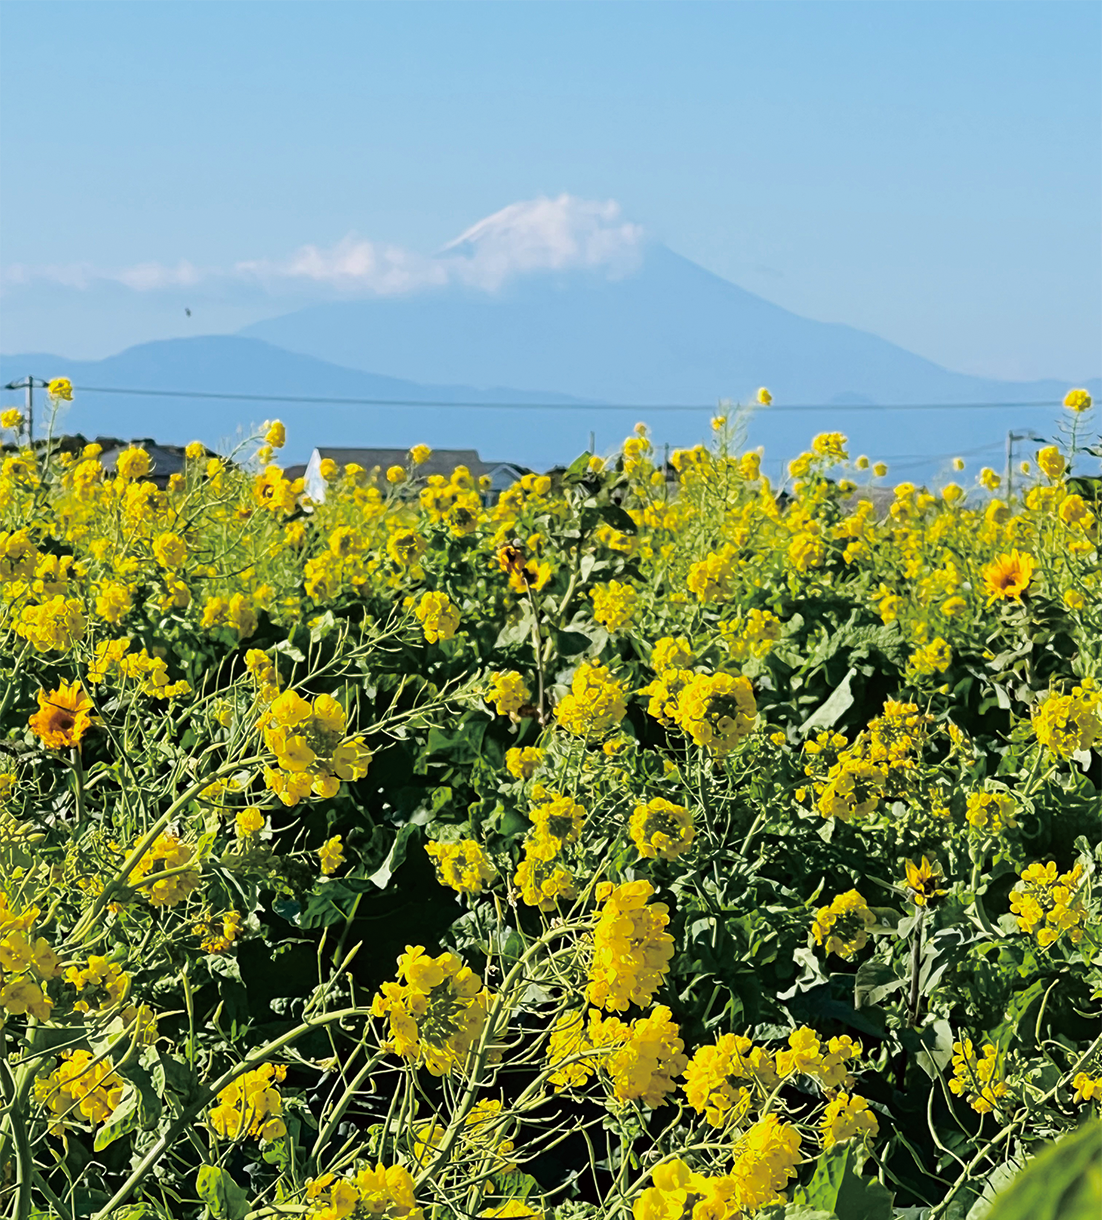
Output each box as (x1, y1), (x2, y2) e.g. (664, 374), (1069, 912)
(90, 1005), (373, 1220)
(65, 753), (264, 946)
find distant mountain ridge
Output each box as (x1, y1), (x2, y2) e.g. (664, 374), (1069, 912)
(3, 244), (1097, 476)
(0, 336), (597, 466)
(234, 243), (1099, 475)
(241, 245), (1093, 409)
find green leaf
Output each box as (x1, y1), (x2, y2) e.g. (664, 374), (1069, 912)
(801, 668), (856, 735)
(794, 1144), (894, 1220)
(854, 960), (906, 1009)
(914, 1018), (955, 1080)
(196, 1165), (250, 1220)
(986, 1120), (1101, 1220)
(597, 503), (638, 534)
(93, 1085), (139, 1151)
(368, 822), (422, 889)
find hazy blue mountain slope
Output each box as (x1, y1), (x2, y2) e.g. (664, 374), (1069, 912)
(235, 245), (1098, 474)
(0, 336), (597, 466)
(241, 246), (1087, 408)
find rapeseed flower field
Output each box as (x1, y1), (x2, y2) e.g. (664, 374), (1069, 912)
(0, 382), (1098, 1219)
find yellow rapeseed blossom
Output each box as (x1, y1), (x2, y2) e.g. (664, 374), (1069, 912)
(965, 791), (1017, 837)
(305, 1164), (420, 1219)
(821, 1092), (880, 1148)
(425, 839), (495, 895)
(1009, 861), (1086, 948)
(415, 590), (461, 643)
(630, 797), (695, 860)
(949, 1039), (1008, 1114)
(674, 672), (756, 755)
(505, 746), (543, 780)
(318, 835), (345, 875)
(587, 880), (674, 1012)
(488, 670), (530, 717)
(35, 1050), (123, 1130)
(683, 1033), (779, 1127)
(1063, 388), (1092, 412)
(811, 890), (875, 958)
(591, 579), (638, 630)
(129, 832), (201, 907)
(554, 661), (628, 738)
(1032, 685), (1102, 759)
(209, 1064), (287, 1142)
(371, 945), (490, 1075)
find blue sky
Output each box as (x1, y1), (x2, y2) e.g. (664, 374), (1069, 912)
(2, 0), (1099, 380)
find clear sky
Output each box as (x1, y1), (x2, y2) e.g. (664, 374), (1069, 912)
(2, 0), (1099, 381)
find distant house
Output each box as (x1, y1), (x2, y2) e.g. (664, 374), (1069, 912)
(302, 447), (529, 503)
(96, 437), (221, 488)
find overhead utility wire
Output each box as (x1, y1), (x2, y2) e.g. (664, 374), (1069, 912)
(54, 384), (1065, 414)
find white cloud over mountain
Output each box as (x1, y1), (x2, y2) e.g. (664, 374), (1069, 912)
(2, 195), (646, 298)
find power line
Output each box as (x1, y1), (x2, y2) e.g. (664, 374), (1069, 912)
(23, 383), (1069, 413)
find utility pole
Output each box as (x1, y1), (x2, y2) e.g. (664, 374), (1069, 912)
(1005, 428), (1044, 502)
(2, 376), (48, 442)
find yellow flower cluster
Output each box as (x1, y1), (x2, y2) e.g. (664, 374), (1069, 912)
(1009, 861), (1086, 948)
(129, 831), (202, 908)
(721, 608), (782, 661)
(505, 746), (544, 780)
(591, 579), (638, 630)
(513, 792), (587, 910)
(371, 945), (490, 1075)
(674, 671), (757, 755)
(1032, 684), (1102, 759)
(1071, 1072), (1102, 1103)
(194, 910), (245, 954)
(546, 1007), (630, 1090)
(0, 889), (60, 1021)
(489, 670), (530, 717)
(965, 790), (1017, 837)
(729, 1114), (804, 1211)
(687, 545), (738, 602)
(821, 1092), (880, 1148)
(587, 880), (674, 1012)
(629, 797), (695, 860)
(14, 594), (86, 651)
(633, 1158), (740, 1220)
(209, 1063), (288, 1142)
(415, 589), (461, 643)
(811, 890), (876, 959)
(775, 1027), (864, 1089)
(425, 839), (496, 895)
(606, 1003), (687, 1106)
(949, 1039), (1009, 1114)
(35, 1049), (124, 1129)
(65, 954), (129, 1012)
(682, 1033), (779, 1128)
(261, 689), (372, 806)
(554, 661), (628, 738)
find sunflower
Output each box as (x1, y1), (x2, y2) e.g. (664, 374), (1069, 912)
(982, 550), (1035, 602)
(903, 856), (946, 908)
(29, 681), (94, 749)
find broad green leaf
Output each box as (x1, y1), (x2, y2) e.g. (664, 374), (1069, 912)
(854, 960), (906, 1009)
(794, 1144), (894, 1220)
(93, 1085), (139, 1151)
(985, 1120), (1101, 1220)
(801, 668), (856, 735)
(196, 1165), (250, 1220)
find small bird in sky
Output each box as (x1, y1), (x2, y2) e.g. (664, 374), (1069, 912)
(185, 308), (191, 317)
